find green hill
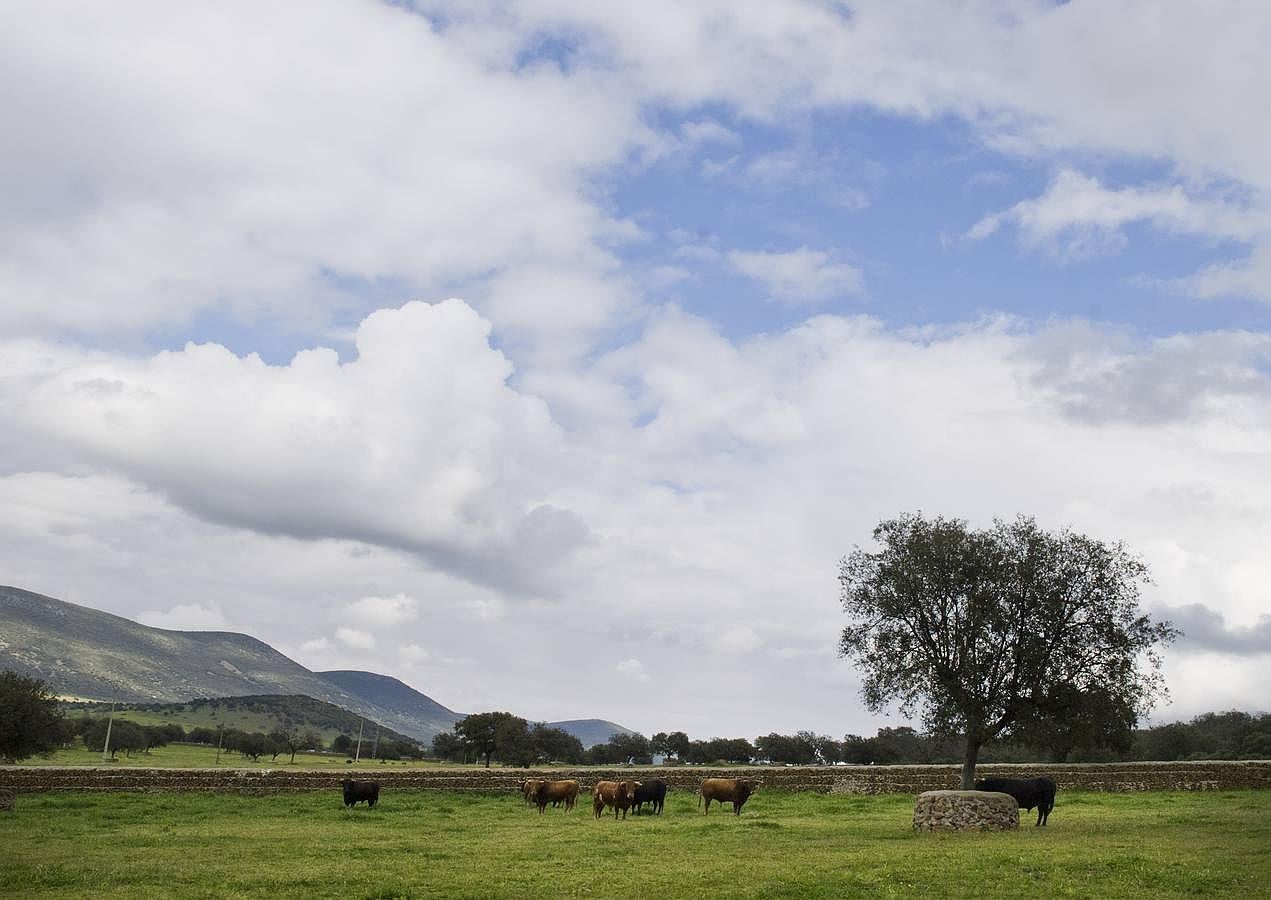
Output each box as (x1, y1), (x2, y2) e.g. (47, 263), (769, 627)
(60, 694), (423, 747)
(318, 670), (462, 737)
(0, 586), (459, 741)
(1, 586), (635, 748)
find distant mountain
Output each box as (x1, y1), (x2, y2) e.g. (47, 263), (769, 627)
(548, 718), (635, 748)
(0, 586), (634, 748)
(0, 586), (457, 742)
(318, 670), (462, 738)
(62, 694), (422, 747)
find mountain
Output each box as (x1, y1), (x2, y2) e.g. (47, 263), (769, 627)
(0, 586), (635, 747)
(0, 586), (458, 742)
(318, 670), (462, 738)
(548, 718), (635, 748)
(61, 694), (422, 747)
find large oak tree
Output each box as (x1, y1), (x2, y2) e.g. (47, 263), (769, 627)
(838, 514), (1178, 788)
(0, 671), (65, 763)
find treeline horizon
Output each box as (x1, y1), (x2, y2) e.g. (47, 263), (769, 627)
(433, 709), (1271, 767)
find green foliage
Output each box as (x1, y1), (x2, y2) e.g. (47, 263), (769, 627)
(2, 790), (1269, 898)
(651, 730), (691, 759)
(839, 513), (1178, 786)
(58, 694), (422, 751)
(442, 714), (587, 766)
(0, 670), (65, 763)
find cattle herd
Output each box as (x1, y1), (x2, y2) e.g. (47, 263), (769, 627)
(337, 775), (762, 819)
(339, 773), (1060, 826)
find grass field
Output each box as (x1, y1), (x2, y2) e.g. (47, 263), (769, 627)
(1, 789), (1267, 898)
(22, 743), (442, 769)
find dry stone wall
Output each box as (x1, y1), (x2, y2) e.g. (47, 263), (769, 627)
(913, 790), (1019, 831)
(1, 760), (1268, 796)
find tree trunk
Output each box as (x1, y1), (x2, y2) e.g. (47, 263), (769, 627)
(960, 736), (981, 789)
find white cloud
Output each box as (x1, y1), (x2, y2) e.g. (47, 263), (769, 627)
(0, 2), (647, 341)
(346, 594), (420, 629)
(15, 300), (585, 596)
(968, 169), (1269, 263)
(336, 627), (376, 651)
(400, 644), (432, 665)
(616, 658), (651, 682)
(729, 247), (864, 306)
(4, 309), (1271, 735)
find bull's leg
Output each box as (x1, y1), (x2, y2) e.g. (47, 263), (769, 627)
(703, 797), (711, 815)
(733, 801), (740, 815)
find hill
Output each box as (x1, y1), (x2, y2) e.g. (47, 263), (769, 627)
(318, 670), (462, 736)
(548, 718), (635, 748)
(1, 586), (636, 747)
(59, 694), (421, 747)
(0, 586), (458, 742)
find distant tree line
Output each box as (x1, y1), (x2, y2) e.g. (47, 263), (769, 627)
(432, 710), (1270, 768)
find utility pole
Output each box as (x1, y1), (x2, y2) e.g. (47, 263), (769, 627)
(371, 726), (380, 761)
(215, 724), (224, 765)
(101, 698), (117, 762)
(354, 719), (364, 764)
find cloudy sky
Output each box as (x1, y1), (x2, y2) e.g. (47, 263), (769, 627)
(3, 1), (1269, 740)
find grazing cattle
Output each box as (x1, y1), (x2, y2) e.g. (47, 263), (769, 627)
(699, 777), (760, 815)
(529, 779), (580, 813)
(340, 778), (380, 808)
(631, 778), (667, 815)
(592, 780), (641, 819)
(974, 776), (1057, 826)
(520, 779), (544, 806)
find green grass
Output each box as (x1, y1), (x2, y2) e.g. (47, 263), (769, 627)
(2, 790), (1268, 898)
(21, 743), (445, 768)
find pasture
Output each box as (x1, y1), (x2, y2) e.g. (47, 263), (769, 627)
(19, 744), (440, 769)
(2, 789), (1268, 898)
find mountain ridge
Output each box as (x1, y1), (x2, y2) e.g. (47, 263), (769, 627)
(1, 586), (633, 747)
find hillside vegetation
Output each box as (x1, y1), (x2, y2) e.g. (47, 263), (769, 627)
(59, 694), (420, 747)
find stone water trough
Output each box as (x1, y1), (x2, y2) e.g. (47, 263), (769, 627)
(913, 790), (1018, 831)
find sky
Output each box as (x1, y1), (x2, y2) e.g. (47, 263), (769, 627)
(2, 1), (1269, 742)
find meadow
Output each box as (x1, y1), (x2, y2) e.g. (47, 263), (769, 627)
(1, 789), (1268, 899)
(21, 743), (440, 769)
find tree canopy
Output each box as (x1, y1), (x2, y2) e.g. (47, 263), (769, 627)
(838, 513), (1179, 787)
(0, 670), (65, 763)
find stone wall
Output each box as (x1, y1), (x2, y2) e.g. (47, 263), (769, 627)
(913, 791), (1019, 831)
(1, 760), (1267, 796)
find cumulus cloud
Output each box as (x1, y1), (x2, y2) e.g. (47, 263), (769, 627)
(729, 247), (864, 305)
(5, 307), (1271, 734)
(346, 594), (420, 629)
(0, 2), (645, 341)
(616, 658), (651, 682)
(17, 300), (588, 596)
(1160, 604), (1271, 657)
(336, 627), (376, 651)
(968, 169), (1269, 262)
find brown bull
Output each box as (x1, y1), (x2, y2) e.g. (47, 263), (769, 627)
(519, 779), (543, 806)
(529, 779), (580, 813)
(699, 777), (761, 815)
(592, 779), (641, 819)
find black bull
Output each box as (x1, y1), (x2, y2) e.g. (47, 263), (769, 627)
(974, 776), (1056, 825)
(341, 778), (380, 808)
(631, 778), (667, 815)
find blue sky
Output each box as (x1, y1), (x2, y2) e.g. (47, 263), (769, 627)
(1, 2), (1269, 739)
